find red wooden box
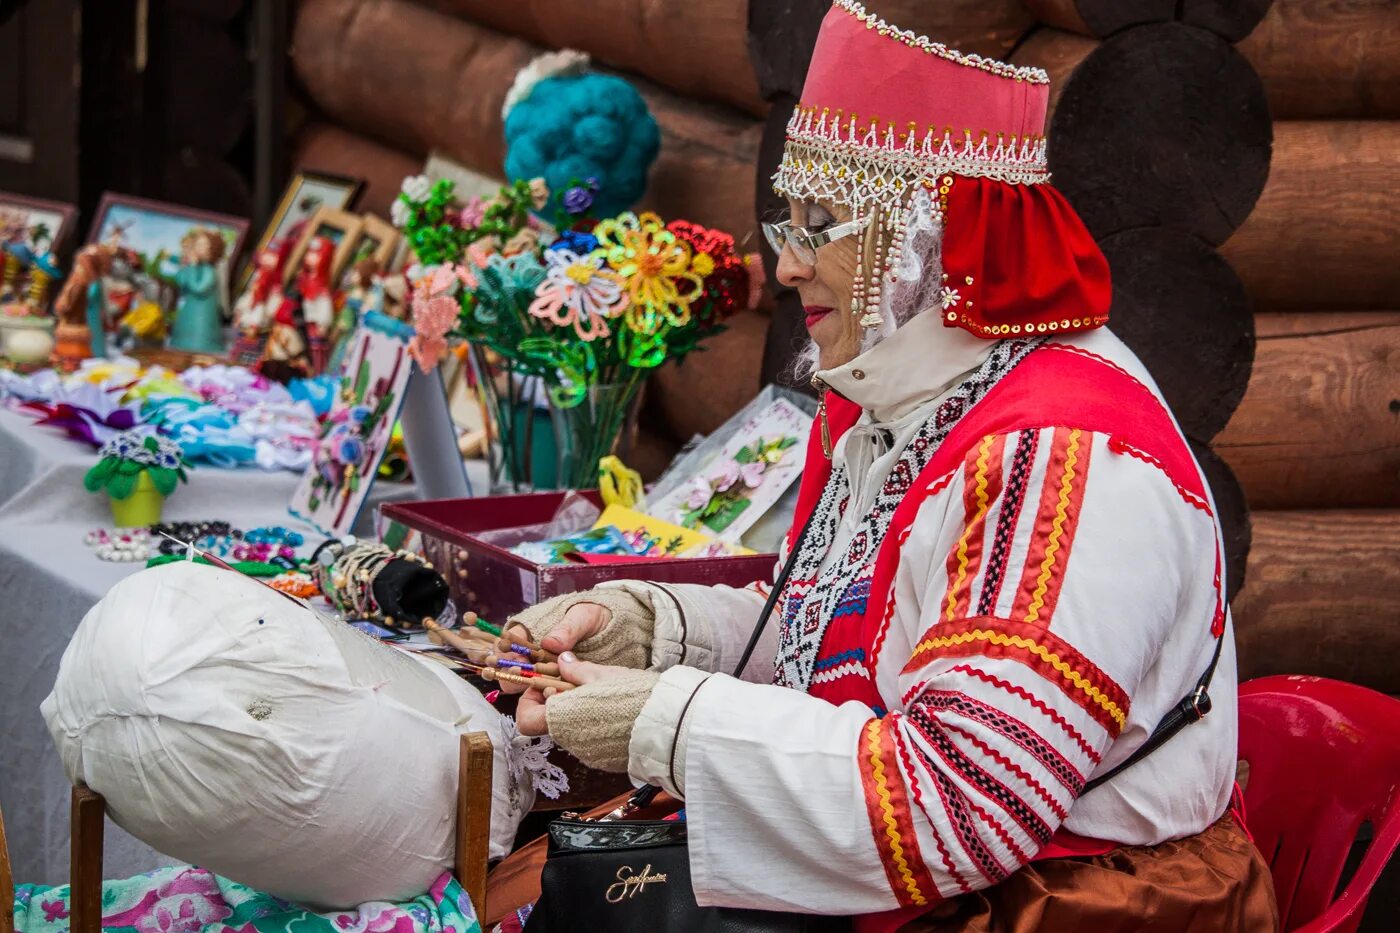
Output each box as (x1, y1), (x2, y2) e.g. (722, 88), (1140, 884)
(381, 491), (777, 625)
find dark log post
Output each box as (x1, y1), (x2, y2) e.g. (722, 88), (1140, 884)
(1097, 228), (1255, 443)
(1215, 312), (1400, 509)
(747, 0), (831, 102)
(291, 0), (761, 239)
(756, 94), (811, 391)
(1233, 509), (1400, 693)
(1021, 0), (1273, 43)
(1007, 27), (1098, 121)
(1047, 23), (1272, 246)
(1220, 121), (1400, 312)
(1190, 440), (1251, 602)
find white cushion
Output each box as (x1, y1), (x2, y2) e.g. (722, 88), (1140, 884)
(41, 561), (530, 908)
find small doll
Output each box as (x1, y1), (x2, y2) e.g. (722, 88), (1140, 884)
(261, 294), (309, 378)
(296, 235), (336, 374)
(161, 228), (227, 354)
(231, 241), (287, 366)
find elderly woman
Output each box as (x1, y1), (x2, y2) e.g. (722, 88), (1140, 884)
(513, 2), (1277, 929)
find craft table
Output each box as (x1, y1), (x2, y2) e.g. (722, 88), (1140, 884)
(0, 406), (485, 886)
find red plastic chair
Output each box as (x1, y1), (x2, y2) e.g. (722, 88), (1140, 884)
(1238, 675), (1400, 933)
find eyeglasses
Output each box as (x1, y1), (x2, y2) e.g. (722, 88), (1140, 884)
(761, 217), (865, 264)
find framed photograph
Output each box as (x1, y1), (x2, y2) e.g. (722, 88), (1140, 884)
(0, 191), (79, 257)
(241, 169), (362, 289)
(336, 214), (402, 292)
(285, 206), (363, 289)
(85, 193), (250, 332)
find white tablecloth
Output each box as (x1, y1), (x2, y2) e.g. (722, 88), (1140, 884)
(0, 406), (482, 885)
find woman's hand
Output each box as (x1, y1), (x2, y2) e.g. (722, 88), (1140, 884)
(517, 654), (661, 776)
(491, 588), (656, 693)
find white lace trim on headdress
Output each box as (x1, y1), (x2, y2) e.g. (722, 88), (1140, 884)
(773, 105), (1050, 220)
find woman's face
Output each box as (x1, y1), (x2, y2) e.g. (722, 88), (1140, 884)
(776, 198), (864, 371)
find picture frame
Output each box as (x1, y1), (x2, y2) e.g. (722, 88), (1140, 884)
(285, 206), (364, 289)
(240, 169), (363, 290)
(336, 214), (402, 292)
(84, 194), (250, 334)
(0, 191), (79, 257)
(86, 192), (250, 273)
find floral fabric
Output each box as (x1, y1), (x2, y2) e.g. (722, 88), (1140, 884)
(13, 868), (481, 933)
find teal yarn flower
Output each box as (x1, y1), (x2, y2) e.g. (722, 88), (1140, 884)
(504, 72), (660, 220)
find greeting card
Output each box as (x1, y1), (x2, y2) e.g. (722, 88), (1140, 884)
(647, 396), (812, 542)
(289, 312), (415, 535)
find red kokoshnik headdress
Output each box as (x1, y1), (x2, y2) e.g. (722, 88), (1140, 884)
(773, 0), (1111, 339)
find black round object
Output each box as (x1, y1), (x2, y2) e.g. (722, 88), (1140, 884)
(1049, 23), (1272, 247)
(1098, 227), (1255, 442)
(372, 558), (450, 625)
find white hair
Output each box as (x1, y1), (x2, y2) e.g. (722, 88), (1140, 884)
(789, 186), (945, 383)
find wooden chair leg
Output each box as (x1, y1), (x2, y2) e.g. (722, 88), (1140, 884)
(70, 785), (105, 933)
(1, 797), (14, 933)
(456, 732), (494, 918)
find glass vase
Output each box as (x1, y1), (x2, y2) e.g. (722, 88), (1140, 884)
(548, 381), (644, 491)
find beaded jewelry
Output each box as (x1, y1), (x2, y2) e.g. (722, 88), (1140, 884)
(85, 527), (153, 562)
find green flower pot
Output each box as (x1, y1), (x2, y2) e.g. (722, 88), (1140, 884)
(108, 472), (166, 527)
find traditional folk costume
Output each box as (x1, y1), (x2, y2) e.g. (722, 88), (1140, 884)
(532, 2), (1278, 929)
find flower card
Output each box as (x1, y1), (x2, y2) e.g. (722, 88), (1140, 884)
(289, 313), (416, 536)
(647, 397), (812, 542)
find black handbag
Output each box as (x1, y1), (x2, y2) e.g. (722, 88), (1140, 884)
(523, 512), (848, 932)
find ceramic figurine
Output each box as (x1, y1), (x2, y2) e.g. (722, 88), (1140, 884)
(52, 243), (116, 369)
(296, 235), (336, 374)
(162, 228), (227, 354)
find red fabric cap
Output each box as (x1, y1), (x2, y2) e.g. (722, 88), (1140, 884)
(939, 175), (1111, 339)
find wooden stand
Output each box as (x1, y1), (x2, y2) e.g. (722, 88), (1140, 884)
(62, 732), (496, 932)
(1, 797), (13, 933)
(69, 787), (105, 933)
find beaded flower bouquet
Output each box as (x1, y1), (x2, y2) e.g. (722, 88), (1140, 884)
(396, 176), (753, 492)
(82, 430), (190, 526)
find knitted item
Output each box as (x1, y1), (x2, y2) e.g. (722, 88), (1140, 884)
(506, 588), (655, 669)
(546, 669), (661, 772)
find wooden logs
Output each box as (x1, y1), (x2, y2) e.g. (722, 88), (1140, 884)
(1022, 0), (1272, 42)
(1046, 23), (1272, 246)
(1215, 312), (1400, 509)
(1097, 228), (1255, 442)
(290, 124), (425, 219)
(424, 0), (764, 117)
(291, 0), (760, 240)
(1021, 2), (1400, 122)
(1232, 509), (1400, 693)
(1237, 0), (1400, 119)
(1220, 121), (1400, 312)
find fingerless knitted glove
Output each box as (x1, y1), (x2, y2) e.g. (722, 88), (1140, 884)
(506, 588), (656, 670)
(545, 670), (662, 772)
